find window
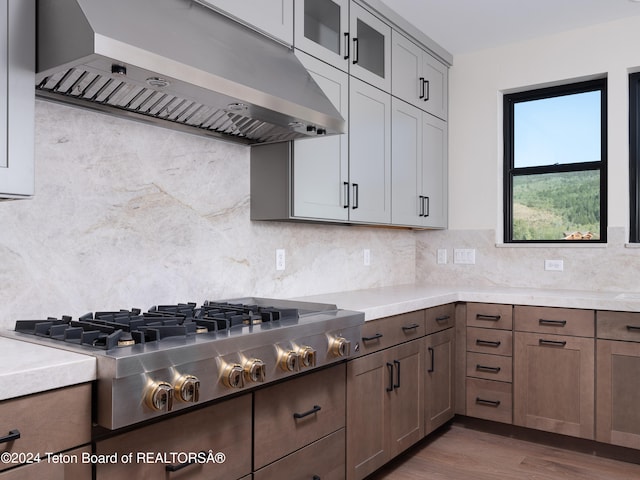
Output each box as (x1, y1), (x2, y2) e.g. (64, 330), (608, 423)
(503, 79), (607, 243)
(630, 72), (640, 243)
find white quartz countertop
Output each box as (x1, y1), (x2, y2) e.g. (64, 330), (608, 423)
(295, 284), (640, 321)
(0, 337), (96, 401)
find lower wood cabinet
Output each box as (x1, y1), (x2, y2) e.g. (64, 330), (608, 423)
(0, 446), (91, 480)
(424, 327), (455, 434)
(346, 338), (423, 480)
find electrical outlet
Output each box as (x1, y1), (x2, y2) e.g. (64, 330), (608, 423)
(437, 249), (447, 264)
(544, 259), (563, 271)
(453, 248), (476, 265)
(363, 249), (371, 266)
(276, 249), (285, 271)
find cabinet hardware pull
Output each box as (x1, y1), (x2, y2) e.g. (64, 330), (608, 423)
(539, 319), (567, 327)
(424, 196), (430, 217)
(435, 315), (450, 322)
(626, 325), (640, 331)
(476, 339), (501, 347)
(419, 77), (425, 99)
(293, 405), (322, 419)
(343, 32), (350, 60)
(476, 314), (501, 321)
(386, 362), (394, 392)
(423, 79), (430, 101)
(0, 429), (20, 444)
(343, 182), (350, 208)
(352, 37), (359, 64)
(352, 183), (359, 209)
(476, 364), (501, 373)
(362, 333), (383, 341)
(476, 397), (501, 407)
(402, 323), (420, 331)
(418, 195), (425, 217)
(428, 347), (435, 373)
(165, 450), (207, 472)
(393, 360), (401, 389)
(538, 339), (567, 347)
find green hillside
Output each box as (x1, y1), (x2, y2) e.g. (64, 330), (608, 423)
(512, 170), (600, 240)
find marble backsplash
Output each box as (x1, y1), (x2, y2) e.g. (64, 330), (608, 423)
(0, 100), (416, 328)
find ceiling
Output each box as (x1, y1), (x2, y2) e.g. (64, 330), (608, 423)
(379, 0), (640, 56)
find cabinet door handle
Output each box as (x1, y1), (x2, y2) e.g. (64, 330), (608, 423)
(0, 429), (20, 444)
(424, 196), (430, 217)
(476, 339), (501, 347)
(423, 79), (430, 101)
(627, 325), (640, 332)
(352, 37), (359, 64)
(476, 397), (501, 407)
(352, 183), (359, 209)
(343, 32), (350, 60)
(419, 77), (425, 99)
(476, 364), (501, 373)
(402, 323), (420, 331)
(293, 405), (322, 419)
(436, 315), (450, 322)
(476, 314), (501, 321)
(343, 181), (350, 208)
(428, 346), (435, 373)
(418, 195), (425, 217)
(539, 319), (567, 327)
(362, 333), (383, 341)
(165, 450), (206, 472)
(386, 362), (394, 392)
(539, 339), (567, 347)
(393, 360), (401, 389)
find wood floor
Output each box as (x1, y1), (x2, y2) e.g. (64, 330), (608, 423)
(367, 421), (640, 480)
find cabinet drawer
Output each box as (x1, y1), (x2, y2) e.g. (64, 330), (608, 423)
(0, 446), (91, 480)
(466, 378), (512, 424)
(0, 384), (91, 472)
(254, 364), (346, 469)
(359, 310), (425, 355)
(466, 327), (512, 356)
(515, 306), (594, 337)
(96, 395), (252, 480)
(597, 310), (640, 341)
(254, 429), (345, 480)
(466, 303), (512, 330)
(466, 352), (512, 383)
(425, 303), (455, 334)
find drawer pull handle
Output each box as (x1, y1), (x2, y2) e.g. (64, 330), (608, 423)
(539, 339), (567, 347)
(626, 325), (640, 332)
(386, 362), (394, 392)
(435, 315), (451, 322)
(428, 347), (435, 373)
(476, 397), (501, 407)
(476, 364), (501, 373)
(476, 314), (501, 321)
(165, 450), (206, 472)
(362, 333), (383, 341)
(293, 405), (321, 419)
(539, 319), (567, 327)
(393, 359), (401, 389)
(476, 339), (501, 347)
(0, 429), (20, 444)
(402, 323), (420, 331)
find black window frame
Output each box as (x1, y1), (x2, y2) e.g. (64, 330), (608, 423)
(630, 72), (640, 243)
(503, 78), (608, 244)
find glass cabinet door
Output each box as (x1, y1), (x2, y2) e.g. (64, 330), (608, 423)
(294, 0), (350, 71)
(349, 2), (390, 91)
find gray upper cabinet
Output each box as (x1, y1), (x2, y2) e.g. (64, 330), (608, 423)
(391, 99), (447, 228)
(391, 31), (448, 120)
(0, 0), (35, 199)
(199, 0), (294, 45)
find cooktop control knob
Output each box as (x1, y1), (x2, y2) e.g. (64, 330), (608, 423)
(221, 363), (245, 389)
(329, 336), (351, 357)
(244, 359), (267, 383)
(297, 346), (317, 368)
(145, 381), (174, 412)
(279, 350), (300, 372)
(175, 374), (200, 403)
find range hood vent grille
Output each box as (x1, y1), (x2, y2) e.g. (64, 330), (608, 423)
(37, 67), (302, 144)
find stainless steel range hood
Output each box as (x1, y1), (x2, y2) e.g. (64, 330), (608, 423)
(35, 0), (345, 144)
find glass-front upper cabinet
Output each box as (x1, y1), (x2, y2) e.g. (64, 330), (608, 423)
(294, 0), (350, 71)
(295, 1), (391, 91)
